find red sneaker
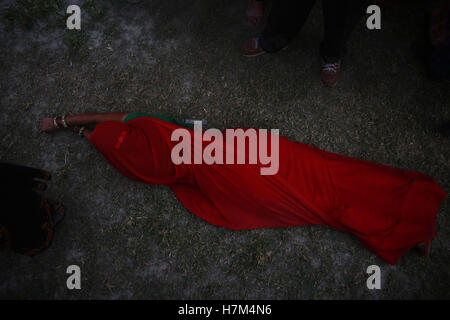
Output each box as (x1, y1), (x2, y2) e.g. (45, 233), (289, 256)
(241, 37), (265, 57)
(320, 60), (341, 87)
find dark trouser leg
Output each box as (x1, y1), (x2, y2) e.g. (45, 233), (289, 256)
(260, 0), (317, 53)
(321, 0), (368, 62)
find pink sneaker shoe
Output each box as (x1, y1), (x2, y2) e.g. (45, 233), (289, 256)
(241, 37), (265, 57)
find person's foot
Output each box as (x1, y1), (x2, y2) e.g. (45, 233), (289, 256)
(242, 37), (265, 57)
(320, 60), (341, 87)
(246, 0), (264, 28)
(72, 125), (87, 138)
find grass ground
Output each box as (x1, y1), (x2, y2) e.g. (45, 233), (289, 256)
(0, 0), (449, 299)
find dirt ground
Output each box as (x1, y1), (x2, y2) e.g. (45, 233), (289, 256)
(0, 0), (449, 299)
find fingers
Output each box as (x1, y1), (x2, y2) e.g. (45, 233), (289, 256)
(72, 125), (81, 134)
(40, 120), (46, 132)
(32, 181), (47, 191)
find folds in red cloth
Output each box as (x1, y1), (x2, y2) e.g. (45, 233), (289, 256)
(89, 118), (447, 264)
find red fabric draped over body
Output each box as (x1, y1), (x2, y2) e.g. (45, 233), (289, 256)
(89, 117), (447, 264)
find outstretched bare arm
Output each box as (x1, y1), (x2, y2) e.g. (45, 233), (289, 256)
(65, 112), (129, 126)
(40, 112), (130, 132)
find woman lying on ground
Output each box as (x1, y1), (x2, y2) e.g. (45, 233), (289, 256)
(41, 112), (447, 264)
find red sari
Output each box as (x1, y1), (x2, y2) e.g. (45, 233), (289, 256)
(89, 117), (447, 264)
